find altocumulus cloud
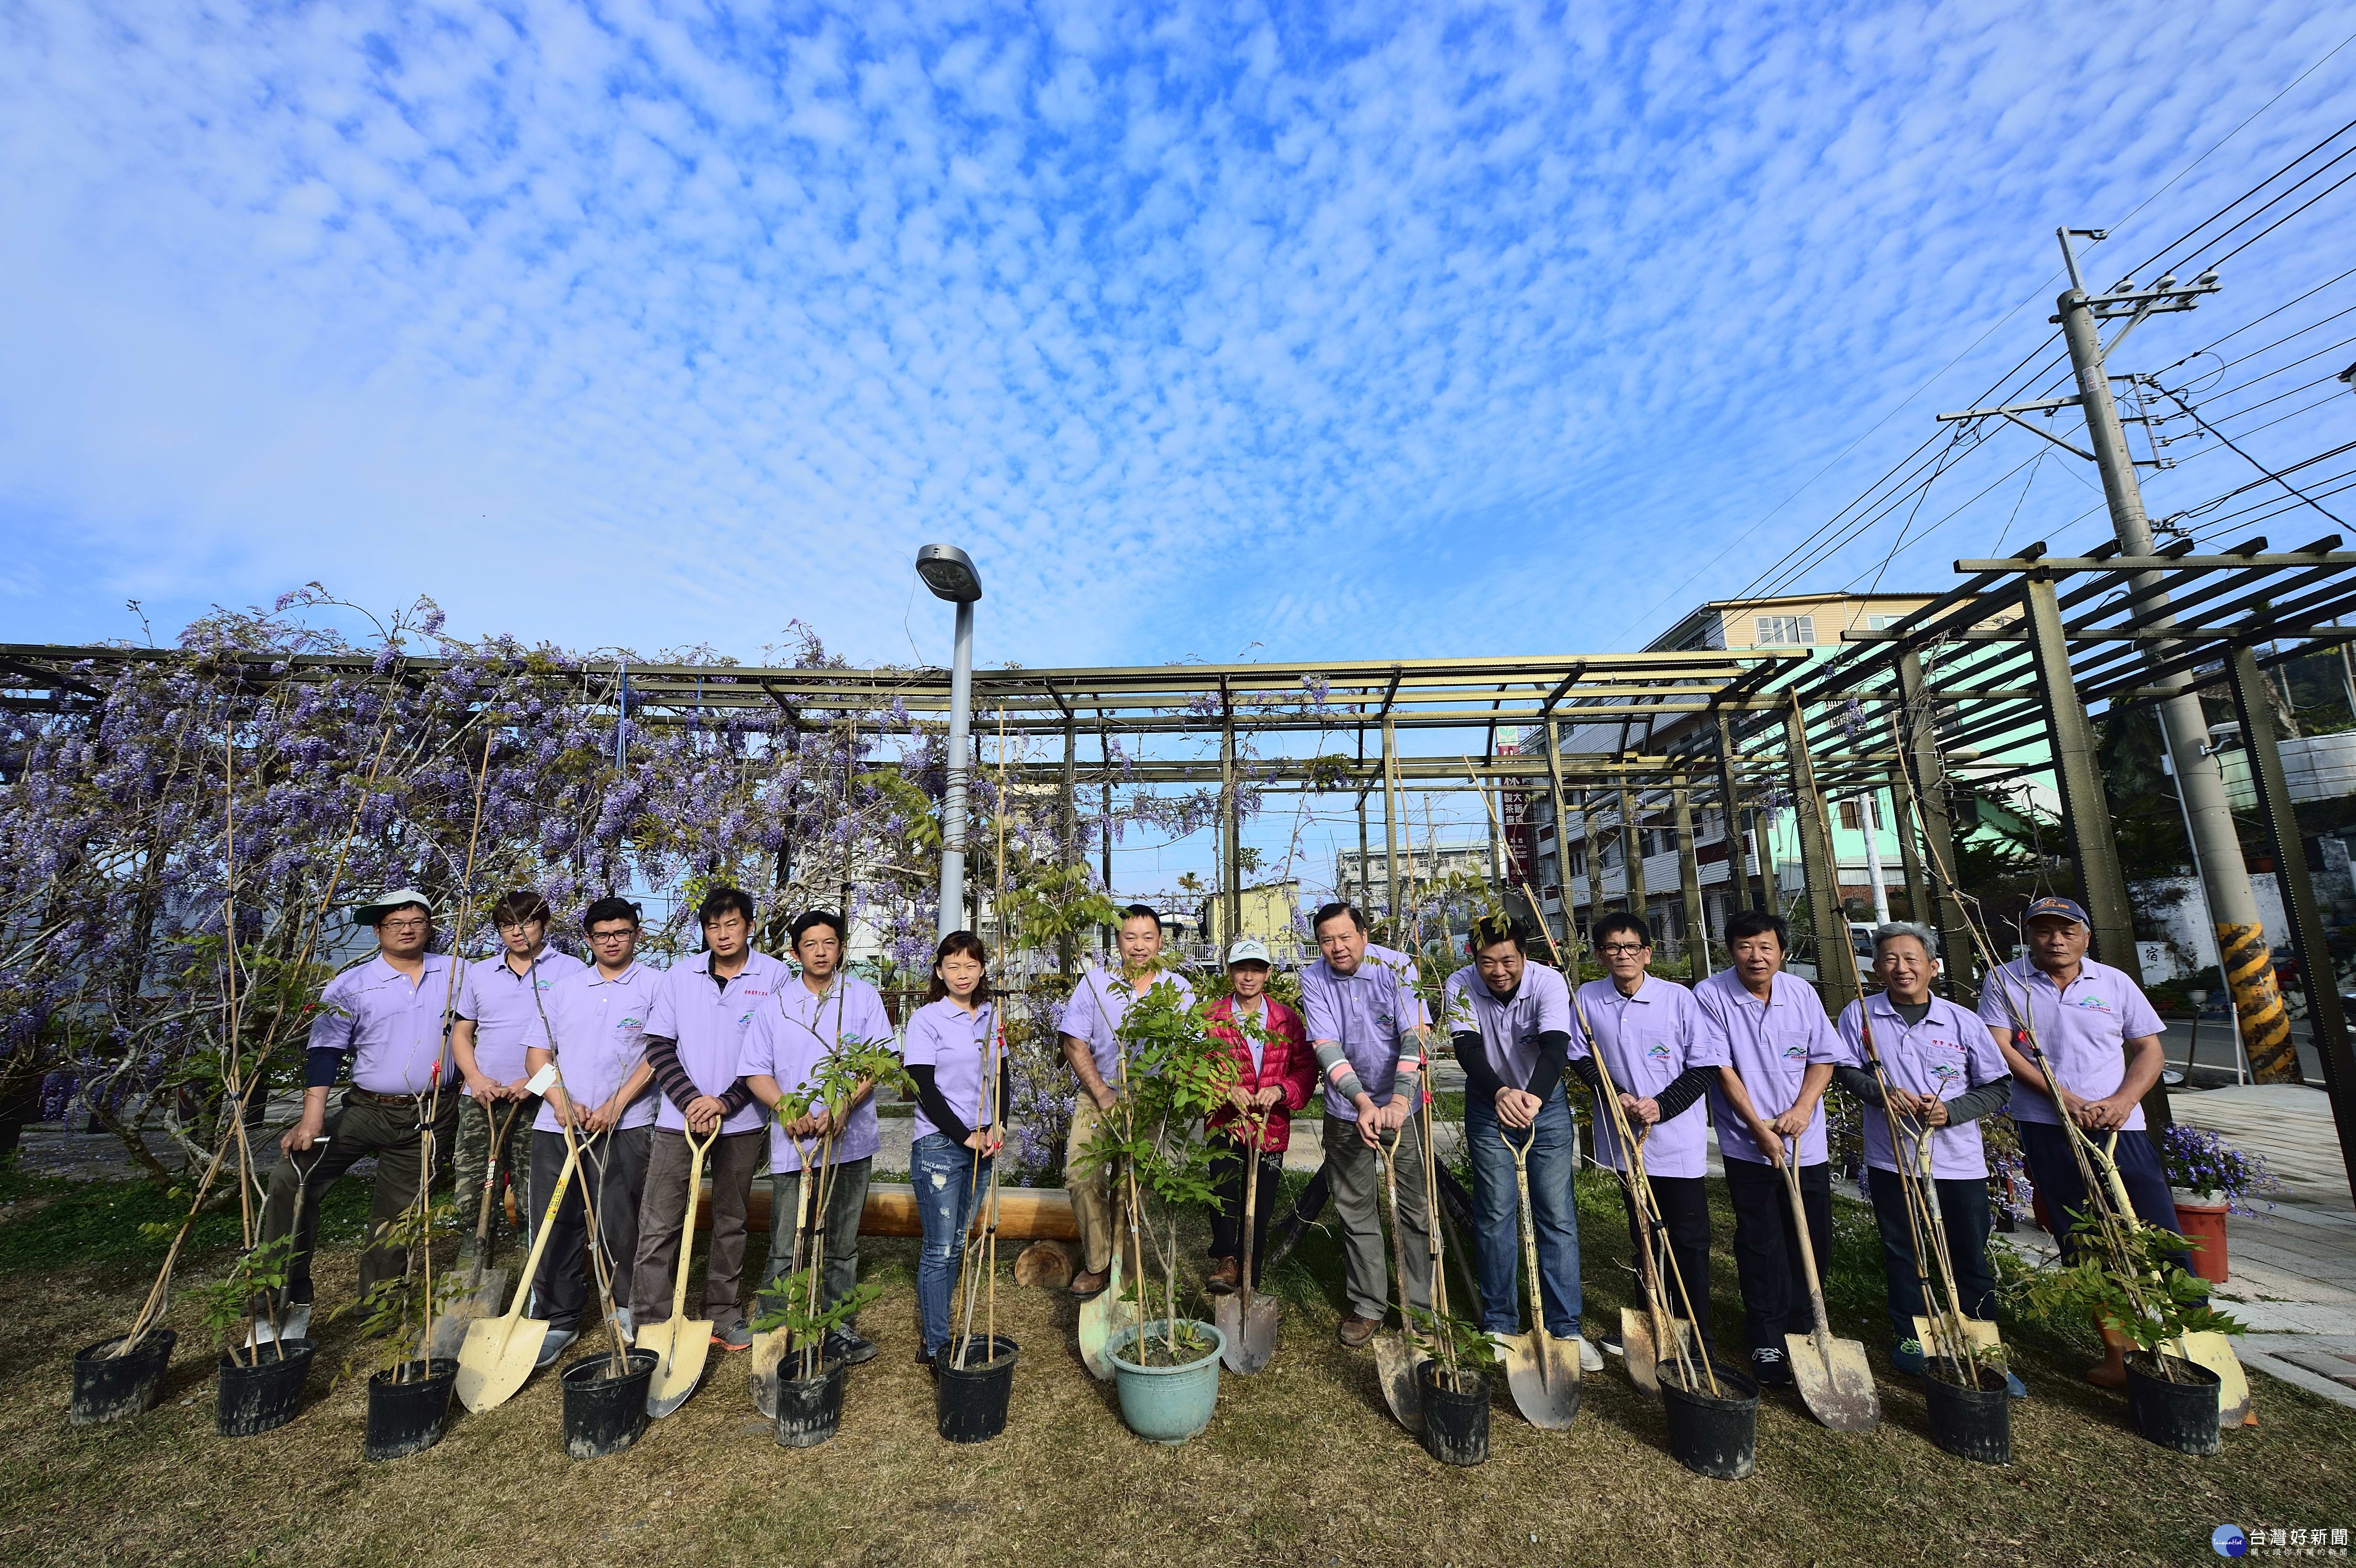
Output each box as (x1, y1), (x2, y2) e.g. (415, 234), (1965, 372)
(0, 1), (2350, 665)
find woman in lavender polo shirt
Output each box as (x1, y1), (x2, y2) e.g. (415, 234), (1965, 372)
(903, 931), (1011, 1367)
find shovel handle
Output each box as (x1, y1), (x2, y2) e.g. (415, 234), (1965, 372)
(670, 1123), (719, 1330)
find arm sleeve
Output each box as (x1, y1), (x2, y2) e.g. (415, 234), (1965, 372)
(1526, 1029), (1571, 1104)
(1454, 1030), (1505, 1103)
(1313, 1042), (1365, 1103)
(304, 1047), (345, 1089)
(1832, 1063), (1886, 1107)
(642, 1035), (699, 1115)
(1943, 1075), (2014, 1125)
(304, 975), (359, 1088)
(1568, 1052), (1602, 1093)
(1654, 1064), (1717, 1122)
(717, 1078), (757, 1117)
(906, 1064), (973, 1146)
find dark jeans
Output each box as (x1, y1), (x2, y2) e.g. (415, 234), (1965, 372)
(2018, 1120), (2188, 1269)
(913, 1132), (990, 1358)
(1723, 1157), (1832, 1353)
(1619, 1174), (1712, 1342)
(1207, 1144), (1285, 1284)
(761, 1155), (873, 1319)
(1865, 1166), (1996, 1345)
(528, 1124), (650, 1333)
(1466, 1094), (1583, 1336)
(256, 1089), (459, 1310)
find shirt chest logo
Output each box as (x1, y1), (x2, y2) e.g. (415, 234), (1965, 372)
(1645, 1042), (1672, 1061)
(1782, 1042), (1808, 1059)
(2071, 996), (2114, 1013)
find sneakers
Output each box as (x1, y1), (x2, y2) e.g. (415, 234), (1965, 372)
(1750, 1345), (1795, 1389)
(2004, 1368), (2029, 1399)
(1891, 1338), (1926, 1376)
(1597, 1329), (1625, 1358)
(1205, 1258), (1241, 1296)
(608, 1307), (634, 1345)
(710, 1321), (754, 1352)
(534, 1327), (577, 1369)
(1574, 1337), (1604, 1374)
(1337, 1313), (1382, 1348)
(824, 1327), (879, 1367)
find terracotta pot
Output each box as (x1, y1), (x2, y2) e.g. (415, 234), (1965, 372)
(2171, 1194), (2230, 1285)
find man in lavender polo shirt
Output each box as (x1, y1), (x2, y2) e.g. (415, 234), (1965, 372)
(1301, 901), (1432, 1349)
(524, 896), (658, 1365)
(1696, 909), (1845, 1389)
(630, 886), (789, 1350)
(1569, 911), (1726, 1353)
(451, 889), (584, 1263)
(1833, 922), (2017, 1386)
(251, 890), (462, 1344)
(744, 909), (894, 1367)
(1058, 904), (1196, 1299)
(1977, 895), (2178, 1388)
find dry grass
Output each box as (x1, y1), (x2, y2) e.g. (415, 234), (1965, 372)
(5, 1175), (2353, 1568)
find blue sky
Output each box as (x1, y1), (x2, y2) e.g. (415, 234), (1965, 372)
(6, 2), (2355, 897)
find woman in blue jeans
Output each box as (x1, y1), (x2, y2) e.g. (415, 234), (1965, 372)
(903, 930), (1011, 1368)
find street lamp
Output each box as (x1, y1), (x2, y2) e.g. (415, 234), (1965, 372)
(917, 544), (982, 941)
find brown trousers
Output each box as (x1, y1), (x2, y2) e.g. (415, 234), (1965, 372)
(629, 1126), (766, 1332)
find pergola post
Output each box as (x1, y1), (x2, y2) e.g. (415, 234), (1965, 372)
(1784, 696), (1851, 1013)
(1220, 691), (1241, 955)
(1382, 713), (1403, 928)
(1897, 647), (1977, 998)
(1713, 707), (1764, 914)
(2226, 648), (2356, 1173)
(1887, 764), (1931, 931)
(1545, 719), (1575, 952)
(1674, 778), (1711, 977)
(1619, 783), (1649, 920)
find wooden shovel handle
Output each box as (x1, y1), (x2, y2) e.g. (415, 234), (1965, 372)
(670, 1123), (718, 1325)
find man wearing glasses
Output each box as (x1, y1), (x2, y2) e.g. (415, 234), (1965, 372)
(251, 890), (462, 1345)
(450, 890), (583, 1265)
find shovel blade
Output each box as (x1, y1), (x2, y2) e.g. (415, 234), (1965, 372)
(454, 1310), (545, 1414)
(1913, 1313), (2001, 1361)
(426, 1269), (506, 1362)
(1502, 1333), (1582, 1430)
(1622, 1309), (1694, 1402)
(1787, 1330), (1881, 1432)
(1372, 1332), (1423, 1433)
(1213, 1296), (1245, 1372)
(641, 1318), (712, 1418)
(2175, 1331), (2252, 1427)
(746, 1328), (789, 1420)
(1235, 1298), (1278, 1375)
(1078, 1254), (1136, 1382)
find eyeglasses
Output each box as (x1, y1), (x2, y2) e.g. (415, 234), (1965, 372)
(588, 928), (636, 942)
(380, 919), (430, 934)
(1598, 943), (1647, 957)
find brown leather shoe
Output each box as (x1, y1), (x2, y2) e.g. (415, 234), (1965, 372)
(1337, 1313), (1382, 1348)
(1205, 1258), (1240, 1296)
(1069, 1268), (1110, 1300)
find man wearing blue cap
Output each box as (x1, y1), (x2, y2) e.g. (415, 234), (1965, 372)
(1975, 895), (2176, 1387)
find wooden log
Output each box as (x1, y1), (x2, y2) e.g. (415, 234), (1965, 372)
(693, 1179), (1079, 1241)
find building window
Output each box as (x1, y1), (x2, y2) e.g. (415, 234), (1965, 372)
(1569, 849), (1586, 879)
(1838, 799), (1861, 830)
(1866, 614), (1902, 631)
(1756, 614), (1814, 645)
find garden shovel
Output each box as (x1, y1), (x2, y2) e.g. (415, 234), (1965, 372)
(1903, 1129), (2002, 1363)
(1078, 1243), (1139, 1380)
(1617, 1133), (1691, 1402)
(428, 1099), (524, 1361)
(748, 1164), (812, 1420)
(454, 1122), (579, 1413)
(642, 1122), (719, 1418)
(1216, 1112), (1278, 1375)
(1496, 1128), (1579, 1430)
(1778, 1140), (1879, 1432)
(1372, 1128), (1422, 1434)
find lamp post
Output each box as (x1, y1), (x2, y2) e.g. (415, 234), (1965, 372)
(916, 544), (982, 942)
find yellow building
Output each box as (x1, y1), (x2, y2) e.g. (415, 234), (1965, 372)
(1205, 879), (1304, 962)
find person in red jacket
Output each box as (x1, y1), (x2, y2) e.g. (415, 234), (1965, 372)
(1203, 939), (1319, 1294)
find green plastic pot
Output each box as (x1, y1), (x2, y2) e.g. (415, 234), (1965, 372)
(1108, 1319), (1224, 1444)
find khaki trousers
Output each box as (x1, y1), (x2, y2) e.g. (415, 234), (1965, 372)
(1063, 1097), (1140, 1277)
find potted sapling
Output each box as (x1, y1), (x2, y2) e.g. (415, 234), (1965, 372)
(751, 1036), (906, 1448)
(1406, 1303), (1499, 1467)
(332, 1198), (469, 1460)
(204, 1234), (312, 1437)
(1079, 984), (1235, 1445)
(2020, 1215), (2246, 1455)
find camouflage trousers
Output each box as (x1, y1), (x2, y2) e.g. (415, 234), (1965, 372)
(453, 1094), (539, 1261)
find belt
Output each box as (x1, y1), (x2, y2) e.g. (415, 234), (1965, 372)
(347, 1086), (444, 1107)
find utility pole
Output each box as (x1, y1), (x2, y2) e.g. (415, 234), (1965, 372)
(1858, 790), (1892, 925)
(1221, 688), (1241, 952)
(1939, 228), (2292, 1087)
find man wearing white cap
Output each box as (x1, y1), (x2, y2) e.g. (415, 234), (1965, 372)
(251, 890), (460, 1342)
(1202, 939), (1317, 1294)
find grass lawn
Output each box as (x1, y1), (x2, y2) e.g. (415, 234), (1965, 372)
(4, 1161), (2350, 1567)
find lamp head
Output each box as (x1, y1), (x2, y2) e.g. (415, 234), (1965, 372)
(916, 544), (983, 603)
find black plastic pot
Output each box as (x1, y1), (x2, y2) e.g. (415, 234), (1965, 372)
(1415, 1360), (1490, 1467)
(774, 1360), (848, 1448)
(1925, 1359), (2011, 1466)
(935, 1335), (1018, 1444)
(561, 1350), (657, 1459)
(1658, 1360), (1760, 1480)
(215, 1339), (314, 1437)
(71, 1331), (177, 1427)
(2125, 1352), (2222, 1456)
(365, 1358), (458, 1461)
